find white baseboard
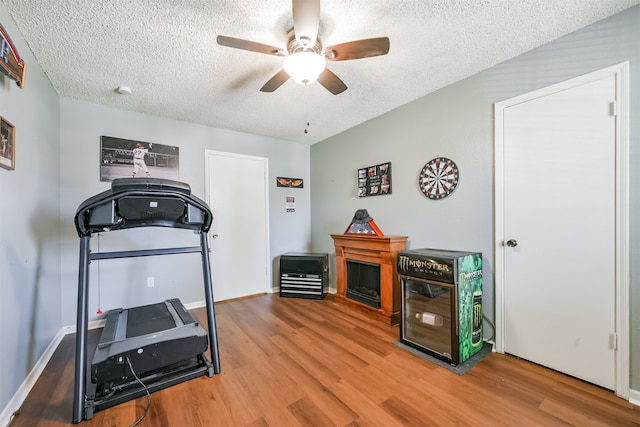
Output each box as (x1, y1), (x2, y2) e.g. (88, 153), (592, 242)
(0, 320), (106, 427)
(0, 328), (65, 427)
(183, 300), (205, 310)
(62, 318), (106, 335)
(629, 389), (640, 407)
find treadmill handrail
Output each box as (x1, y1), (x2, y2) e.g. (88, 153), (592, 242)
(89, 246), (204, 261)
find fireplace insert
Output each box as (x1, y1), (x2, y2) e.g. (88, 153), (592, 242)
(346, 260), (381, 309)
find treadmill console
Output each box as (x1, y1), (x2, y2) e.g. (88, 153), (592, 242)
(74, 177), (212, 236)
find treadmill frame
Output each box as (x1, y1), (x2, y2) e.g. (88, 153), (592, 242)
(72, 178), (221, 423)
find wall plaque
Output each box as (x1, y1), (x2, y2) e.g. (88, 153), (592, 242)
(0, 23), (26, 88)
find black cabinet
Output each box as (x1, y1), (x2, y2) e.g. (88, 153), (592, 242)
(279, 252), (328, 300)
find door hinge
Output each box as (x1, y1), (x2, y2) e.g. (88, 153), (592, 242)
(610, 101), (617, 117)
(609, 333), (617, 350)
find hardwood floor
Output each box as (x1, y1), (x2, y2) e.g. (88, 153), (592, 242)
(9, 294), (640, 426)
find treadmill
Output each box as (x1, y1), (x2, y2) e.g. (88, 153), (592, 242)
(72, 178), (221, 423)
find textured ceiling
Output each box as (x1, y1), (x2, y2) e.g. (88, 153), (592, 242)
(3, 0), (639, 144)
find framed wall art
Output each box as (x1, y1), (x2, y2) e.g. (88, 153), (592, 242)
(358, 162), (391, 197)
(100, 136), (180, 182)
(0, 23), (27, 88)
(277, 177), (303, 188)
(0, 117), (15, 170)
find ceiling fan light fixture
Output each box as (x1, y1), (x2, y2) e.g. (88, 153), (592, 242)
(283, 51), (326, 85)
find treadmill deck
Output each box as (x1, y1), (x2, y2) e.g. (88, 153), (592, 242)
(91, 299), (209, 387)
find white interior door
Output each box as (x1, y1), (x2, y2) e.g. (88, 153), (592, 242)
(495, 67), (628, 391)
(205, 151), (270, 302)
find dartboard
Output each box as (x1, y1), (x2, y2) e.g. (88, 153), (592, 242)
(419, 157), (459, 200)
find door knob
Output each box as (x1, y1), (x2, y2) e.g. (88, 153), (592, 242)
(506, 239), (518, 247)
(211, 233), (219, 238)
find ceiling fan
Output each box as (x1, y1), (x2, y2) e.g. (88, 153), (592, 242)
(217, 0), (390, 95)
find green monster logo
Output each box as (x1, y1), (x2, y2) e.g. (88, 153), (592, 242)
(458, 253), (483, 362)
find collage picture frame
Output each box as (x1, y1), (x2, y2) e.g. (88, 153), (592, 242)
(358, 162), (391, 197)
(0, 116), (15, 170)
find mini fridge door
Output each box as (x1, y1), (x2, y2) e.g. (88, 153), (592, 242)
(400, 277), (457, 364)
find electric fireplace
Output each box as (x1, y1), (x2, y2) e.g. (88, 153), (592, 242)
(331, 209), (407, 325)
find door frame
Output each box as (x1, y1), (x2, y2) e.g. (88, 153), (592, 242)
(204, 149), (272, 296)
(493, 62), (629, 398)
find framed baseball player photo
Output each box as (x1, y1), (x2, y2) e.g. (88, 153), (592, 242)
(100, 136), (180, 182)
(0, 117), (15, 170)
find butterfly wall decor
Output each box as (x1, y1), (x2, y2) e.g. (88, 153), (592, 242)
(277, 177), (303, 188)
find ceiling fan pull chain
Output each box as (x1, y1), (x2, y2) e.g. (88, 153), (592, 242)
(304, 85), (310, 134)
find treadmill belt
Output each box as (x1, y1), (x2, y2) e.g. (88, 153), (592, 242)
(126, 302), (176, 338)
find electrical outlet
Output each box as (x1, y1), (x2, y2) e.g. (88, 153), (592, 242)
(147, 276), (154, 287)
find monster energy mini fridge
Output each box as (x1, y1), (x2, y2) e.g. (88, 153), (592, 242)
(398, 249), (483, 365)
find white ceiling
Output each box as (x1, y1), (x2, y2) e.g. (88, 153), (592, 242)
(3, 0), (639, 144)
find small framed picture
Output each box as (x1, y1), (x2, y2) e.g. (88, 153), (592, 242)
(0, 117), (15, 170)
(276, 177), (303, 188)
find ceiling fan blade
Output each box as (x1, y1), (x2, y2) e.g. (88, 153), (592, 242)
(292, 0), (320, 46)
(324, 37), (390, 61)
(217, 35), (285, 56)
(317, 68), (347, 95)
(260, 69), (290, 92)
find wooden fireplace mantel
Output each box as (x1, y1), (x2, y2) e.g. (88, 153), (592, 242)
(331, 234), (408, 325)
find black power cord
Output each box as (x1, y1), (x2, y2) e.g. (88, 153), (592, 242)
(125, 356), (151, 427)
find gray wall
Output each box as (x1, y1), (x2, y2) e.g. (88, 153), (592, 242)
(0, 4), (61, 413)
(310, 7), (640, 389)
(59, 99), (312, 326)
